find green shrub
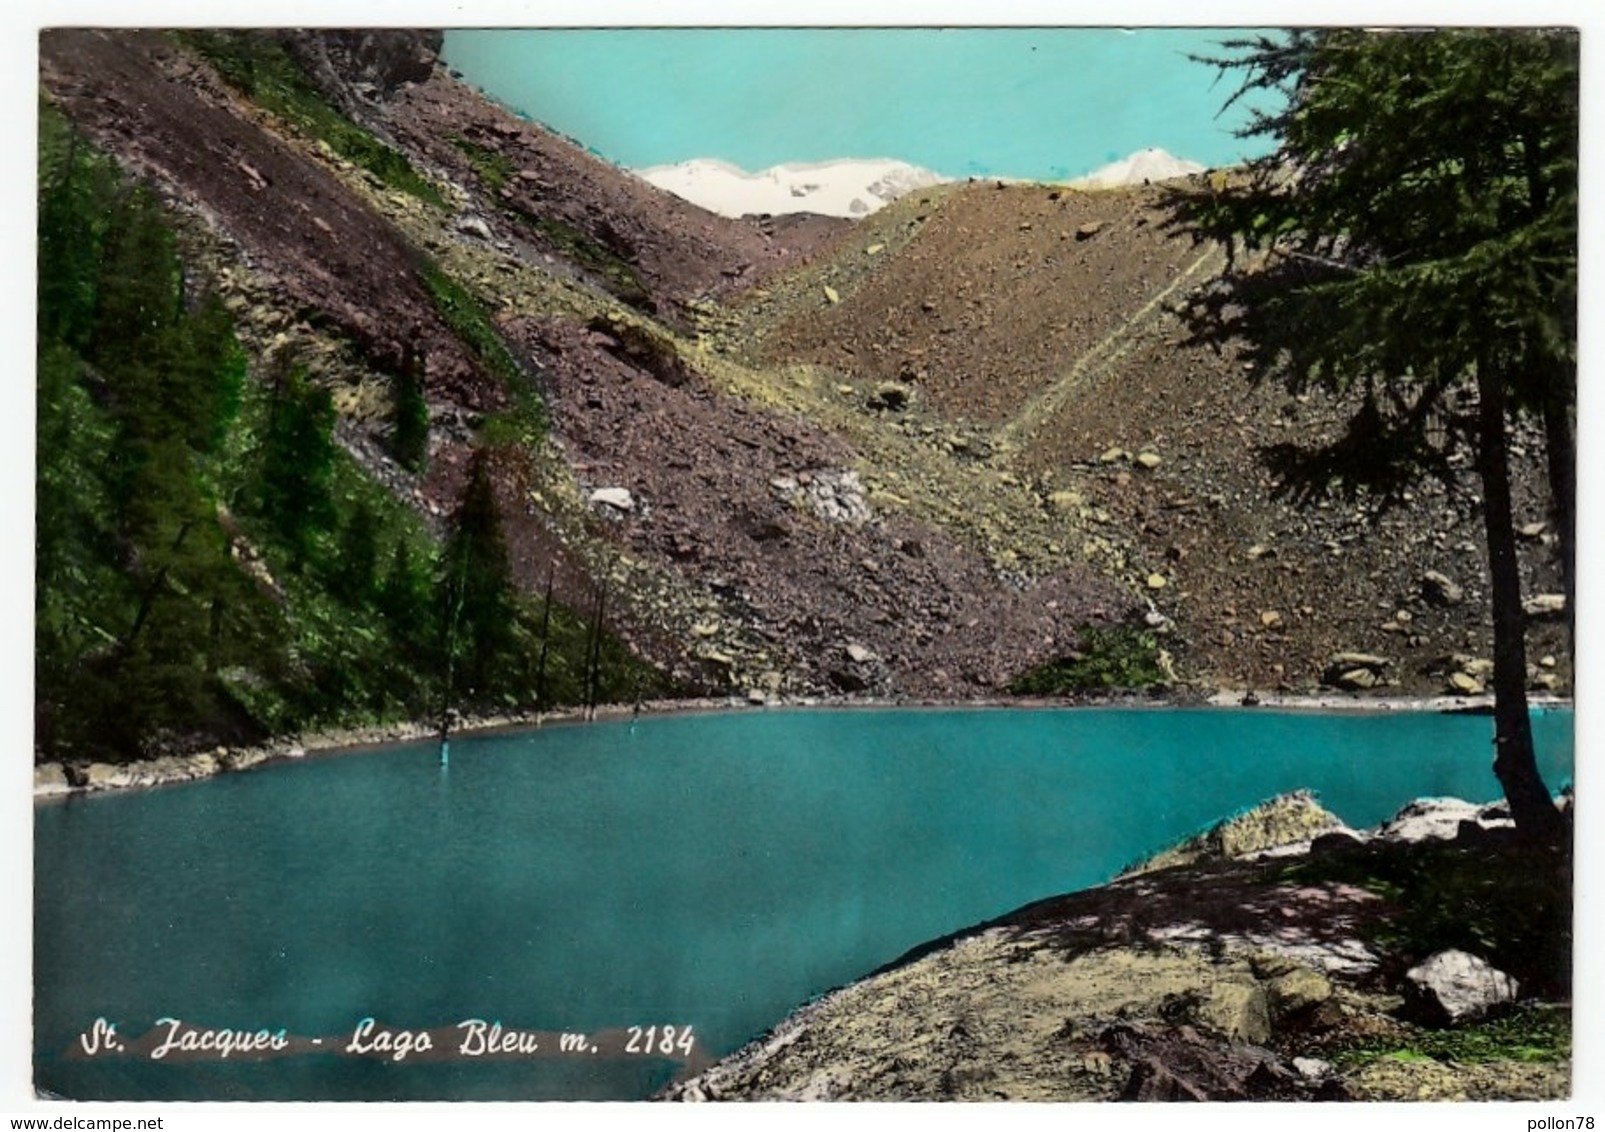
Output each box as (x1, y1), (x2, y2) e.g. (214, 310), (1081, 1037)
(1332, 1004), (1571, 1068)
(449, 135), (515, 193)
(1008, 624), (1167, 694)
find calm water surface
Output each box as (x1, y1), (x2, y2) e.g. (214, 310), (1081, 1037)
(34, 706), (1573, 1100)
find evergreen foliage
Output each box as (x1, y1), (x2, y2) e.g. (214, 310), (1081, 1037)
(391, 341), (430, 472)
(332, 502), (381, 606)
(1179, 29), (1575, 836)
(34, 105), (670, 762)
(37, 111), (286, 756)
(251, 357), (338, 570)
(1007, 625), (1167, 695)
(441, 447), (519, 701)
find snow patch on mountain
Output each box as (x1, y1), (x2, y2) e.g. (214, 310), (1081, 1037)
(636, 157), (948, 219)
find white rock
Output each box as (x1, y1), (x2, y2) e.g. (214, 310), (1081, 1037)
(1292, 1056), (1333, 1080)
(1404, 949), (1519, 1026)
(84, 763), (133, 791)
(1523, 593), (1567, 617)
(1378, 797), (1503, 843)
(590, 487), (636, 512)
(33, 763), (72, 796)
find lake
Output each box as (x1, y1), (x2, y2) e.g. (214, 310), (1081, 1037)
(33, 705), (1573, 1100)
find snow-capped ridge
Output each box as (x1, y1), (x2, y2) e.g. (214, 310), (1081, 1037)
(1068, 147), (1205, 189)
(636, 156), (948, 219)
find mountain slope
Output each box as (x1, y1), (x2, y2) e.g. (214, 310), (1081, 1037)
(36, 28), (1570, 745)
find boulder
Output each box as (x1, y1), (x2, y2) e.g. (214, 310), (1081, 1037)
(1329, 651), (1390, 670)
(1523, 593), (1567, 618)
(1196, 982), (1272, 1045)
(867, 382), (913, 411)
(1332, 667), (1378, 690)
(590, 487), (635, 512)
(1421, 570), (1465, 607)
(1292, 1057), (1334, 1080)
(1309, 829), (1367, 856)
(1379, 797), (1501, 843)
(1125, 791), (1350, 875)
(83, 762), (133, 791)
(1446, 671), (1484, 695)
(1135, 451), (1163, 469)
(1403, 950), (1519, 1027)
(222, 747), (271, 772)
(1323, 652), (1390, 689)
(34, 763), (72, 796)
(1265, 966), (1334, 1020)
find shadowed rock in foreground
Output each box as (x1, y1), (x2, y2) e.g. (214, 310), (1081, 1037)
(663, 793), (1571, 1102)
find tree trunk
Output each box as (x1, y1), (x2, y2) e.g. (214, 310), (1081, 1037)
(1476, 362), (1564, 838)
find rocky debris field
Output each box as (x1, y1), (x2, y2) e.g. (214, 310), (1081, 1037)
(664, 792), (1573, 1102)
(723, 179), (1569, 700)
(514, 315), (1132, 698)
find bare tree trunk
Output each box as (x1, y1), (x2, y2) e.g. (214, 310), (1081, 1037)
(1477, 362), (1563, 839)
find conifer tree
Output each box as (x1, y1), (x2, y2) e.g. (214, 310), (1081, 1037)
(392, 340), (430, 473)
(255, 358), (337, 570)
(1185, 28), (1575, 837)
(333, 502), (381, 606)
(442, 446), (518, 702)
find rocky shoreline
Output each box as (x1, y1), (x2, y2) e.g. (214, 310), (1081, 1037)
(662, 791), (1574, 1102)
(33, 692), (1572, 801)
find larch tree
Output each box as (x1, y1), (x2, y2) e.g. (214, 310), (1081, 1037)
(1180, 28), (1576, 837)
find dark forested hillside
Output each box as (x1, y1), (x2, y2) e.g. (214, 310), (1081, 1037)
(35, 103), (666, 762)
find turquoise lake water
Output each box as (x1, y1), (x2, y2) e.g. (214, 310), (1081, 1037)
(34, 706), (1572, 1101)
(440, 28), (1282, 180)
